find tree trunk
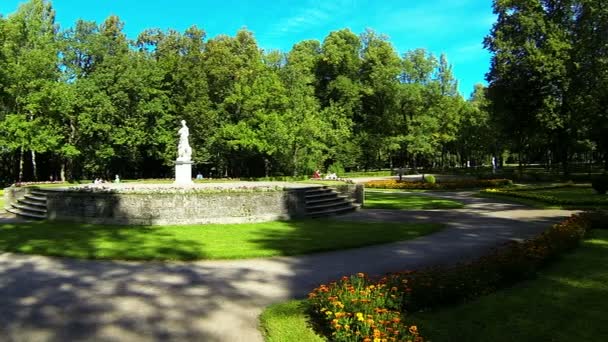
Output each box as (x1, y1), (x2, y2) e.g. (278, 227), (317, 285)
(31, 150), (37, 181)
(18, 147), (24, 182)
(61, 162), (66, 182)
(518, 150), (523, 177)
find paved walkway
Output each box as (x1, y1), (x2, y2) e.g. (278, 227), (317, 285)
(0, 192), (575, 342)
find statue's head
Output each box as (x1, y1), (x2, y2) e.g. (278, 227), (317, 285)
(181, 120), (186, 126)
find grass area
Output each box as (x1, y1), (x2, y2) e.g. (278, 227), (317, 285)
(0, 220), (442, 260)
(409, 230), (608, 341)
(259, 230), (608, 342)
(0, 189), (4, 209)
(365, 191), (464, 209)
(479, 185), (608, 209)
(260, 300), (324, 342)
(343, 170), (393, 178)
(476, 191), (560, 209)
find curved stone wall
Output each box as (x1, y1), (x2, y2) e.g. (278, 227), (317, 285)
(44, 189), (304, 225)
(4, 183), (364, 225)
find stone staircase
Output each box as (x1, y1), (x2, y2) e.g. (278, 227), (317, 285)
(5, 189), (48, 220)
(305, 186), (360, 218)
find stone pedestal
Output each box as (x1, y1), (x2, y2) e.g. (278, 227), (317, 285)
(175, 160), (193, 184)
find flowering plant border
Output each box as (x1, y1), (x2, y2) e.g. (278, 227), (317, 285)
(307, 212), (600, 341)
(364, 178), (512, 190)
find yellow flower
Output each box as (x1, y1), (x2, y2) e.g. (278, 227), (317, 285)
(356, 312), (364, 321)
(408, 325), (418, 335)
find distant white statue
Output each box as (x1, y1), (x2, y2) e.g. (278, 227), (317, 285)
(177, 120), (192, 161)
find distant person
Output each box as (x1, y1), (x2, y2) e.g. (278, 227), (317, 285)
(312, 170), (321, 179)
(114, 175), (120, 183)
(196, 172), (203, 180)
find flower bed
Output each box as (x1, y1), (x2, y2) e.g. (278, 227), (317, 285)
(306, 212), (599, 341)
(364, 178), (512, 190)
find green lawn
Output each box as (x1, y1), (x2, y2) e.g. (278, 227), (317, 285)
(260, 300), (324, 342)
(259, 231), (608, 342)
(409, 230), (608, 341)
(479, 185), (608, 209)
(0, 220), (442, 260)
(365, 191), (464, 209)
(0, 189), (4, 209)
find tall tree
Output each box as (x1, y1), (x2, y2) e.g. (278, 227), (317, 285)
(1, 0), (61, 180)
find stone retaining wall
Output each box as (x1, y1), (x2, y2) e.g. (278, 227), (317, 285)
(3, 187), (29, 208)
(45, 190), (307, 225)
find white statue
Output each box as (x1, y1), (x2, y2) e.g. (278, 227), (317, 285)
(177, 120), (192, 161)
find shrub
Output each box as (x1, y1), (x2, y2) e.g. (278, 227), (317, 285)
(327, 162), (345, 176)
(592, 175), (608, 195)
(423, 175), (436, 184)
(307, 213), (593, 340)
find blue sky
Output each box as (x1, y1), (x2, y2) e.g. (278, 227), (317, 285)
(0, 0), (496, 96)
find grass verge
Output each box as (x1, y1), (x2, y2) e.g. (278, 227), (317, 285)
(260, 300), (324, 342)
(0, 220), (442, 260)
(365, 191), (464, 209)
(259, 230), (608, 342)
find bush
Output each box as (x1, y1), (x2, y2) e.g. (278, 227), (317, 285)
(423, 175), (436, 184)
(327, 162), (345, 176)
(592, 175), (608, 194)
(307, 213), (594, 341)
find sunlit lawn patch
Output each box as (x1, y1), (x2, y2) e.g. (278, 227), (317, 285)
(0, 220), (442, 260)
(365, 191), (464, 210)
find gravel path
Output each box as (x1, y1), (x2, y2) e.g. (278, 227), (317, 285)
(0, 191), (575, 342)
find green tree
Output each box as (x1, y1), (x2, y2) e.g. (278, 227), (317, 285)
(1, 0), (61, 181)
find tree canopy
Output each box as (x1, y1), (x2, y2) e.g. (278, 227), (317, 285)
(0, 0), (605, 184)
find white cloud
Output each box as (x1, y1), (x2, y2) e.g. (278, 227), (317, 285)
(268, 0), (356, 37)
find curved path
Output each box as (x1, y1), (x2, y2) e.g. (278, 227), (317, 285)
(0, 192), (575, 342)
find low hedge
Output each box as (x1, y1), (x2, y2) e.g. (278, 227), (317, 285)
(364, 178), (512, 190)
(306, 212), (601, 342)
(482, 186), (608, 206)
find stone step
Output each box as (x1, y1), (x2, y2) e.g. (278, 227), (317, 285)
(306, 200), (355, 213)
(306, 198), (355, 211)
(17, 198), (47, 208)
(305, 187), (331, 193)
(29, 191), (49, 199)
(305, 192), (338, 200)
(11, 203), (47, 214)
(24, 194), (47, 203)
(306, 195), (349, 206)
(6, 207), (46, 220)
(307, 204), (360, 218)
